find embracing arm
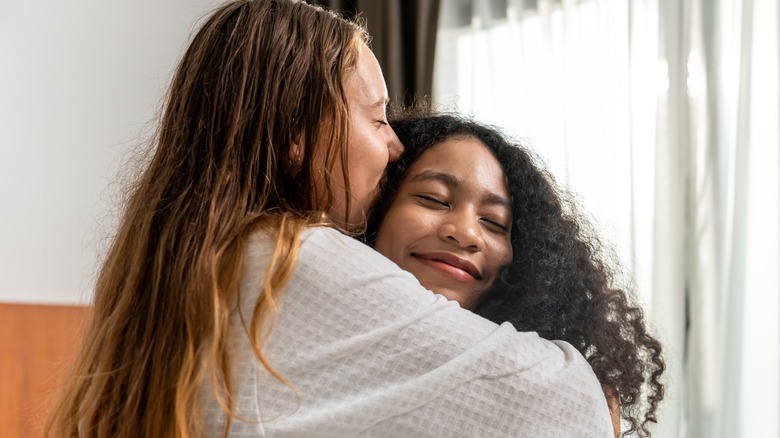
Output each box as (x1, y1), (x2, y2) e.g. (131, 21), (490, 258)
(207, 227), (614, 437)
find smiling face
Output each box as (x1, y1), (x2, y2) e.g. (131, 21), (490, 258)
(375, 137), (513, 310)
(325, 43), (403, 230)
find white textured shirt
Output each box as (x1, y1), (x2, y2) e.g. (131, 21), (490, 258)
(202, 227), (613, 437)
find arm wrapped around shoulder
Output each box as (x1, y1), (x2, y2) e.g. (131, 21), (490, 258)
(206, 227), (613, 437)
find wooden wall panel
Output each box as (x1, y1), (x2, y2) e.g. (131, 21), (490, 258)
(0, 303), (91, 438)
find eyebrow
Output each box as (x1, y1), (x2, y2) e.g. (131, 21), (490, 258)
(409, 170), (512, 209)
(366, 96), (390, 110)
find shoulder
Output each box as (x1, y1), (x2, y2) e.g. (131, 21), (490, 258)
(301, 226), (387, 257)
(246, 226), (396, 269)
(243, 225), (435, 317)
(292, 226), (442, 316)
(300, 226), (373, 252)
(298, 226), (401, 271)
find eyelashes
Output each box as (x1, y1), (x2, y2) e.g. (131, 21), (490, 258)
(481, 218), (509, 233)
(414, 194), (447, 207)
(413, 194), (510, 234)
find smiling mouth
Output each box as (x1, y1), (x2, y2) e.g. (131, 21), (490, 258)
(411, 252), (482, 283)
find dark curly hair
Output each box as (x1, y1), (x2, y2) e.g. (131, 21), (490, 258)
(365, 111), (665, 437)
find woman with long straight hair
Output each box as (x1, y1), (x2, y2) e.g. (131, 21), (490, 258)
(46, 1), (615, 437)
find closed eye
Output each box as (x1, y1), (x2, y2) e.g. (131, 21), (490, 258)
(481, 218), (510, 234)
(415, 194), (449, 208)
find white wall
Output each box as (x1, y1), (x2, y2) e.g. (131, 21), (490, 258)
(0, 0), (221, 304)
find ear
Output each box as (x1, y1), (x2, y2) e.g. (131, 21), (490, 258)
(288, 141), (303, 163)
(287, 141), (303, 174)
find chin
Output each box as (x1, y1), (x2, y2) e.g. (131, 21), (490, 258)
(430, 290), (467, 308)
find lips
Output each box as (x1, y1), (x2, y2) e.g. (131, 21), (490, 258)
(412, 252), (482, 282)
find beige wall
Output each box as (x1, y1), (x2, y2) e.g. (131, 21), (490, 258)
(0, 0), (221, 305)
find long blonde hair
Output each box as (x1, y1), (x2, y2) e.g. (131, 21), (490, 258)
(45, 1), (366, 436)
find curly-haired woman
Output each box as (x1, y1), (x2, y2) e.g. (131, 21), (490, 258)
(367, 111), (665, 437)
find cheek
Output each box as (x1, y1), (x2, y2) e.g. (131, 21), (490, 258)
(492, 238), (513, 272)
(349, 133), (385, 184)
(375, 205), (399, 245)
(361, 130), (389, 167)
(375, 221), (399, 259)
(376, 205), (415, 253)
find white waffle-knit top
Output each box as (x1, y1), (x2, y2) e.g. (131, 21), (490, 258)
(201, 226), (613, 437)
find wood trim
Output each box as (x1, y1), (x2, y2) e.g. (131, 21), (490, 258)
(0, 303), (91, 438)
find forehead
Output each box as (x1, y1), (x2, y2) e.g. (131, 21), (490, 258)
(344, 43), (388, 109)
(407, 137), (509, 195)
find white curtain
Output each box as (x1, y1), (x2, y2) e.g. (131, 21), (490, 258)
(432, 0), (779, 436)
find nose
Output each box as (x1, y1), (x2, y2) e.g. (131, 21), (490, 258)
(387, 128), (404, 162)
(438, 210), (484, 251)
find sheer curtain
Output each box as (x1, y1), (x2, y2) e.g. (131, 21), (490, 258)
(432, 0), (779, 436)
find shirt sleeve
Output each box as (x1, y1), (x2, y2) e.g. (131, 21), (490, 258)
(206, 226), (614, 438)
